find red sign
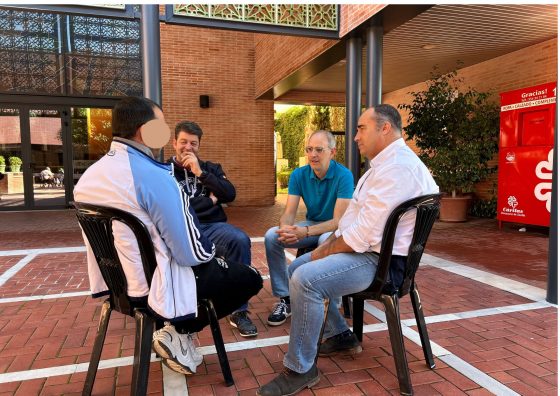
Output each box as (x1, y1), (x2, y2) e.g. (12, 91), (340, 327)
(497, 82), (555, 227)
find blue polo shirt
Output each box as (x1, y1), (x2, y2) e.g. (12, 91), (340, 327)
(288, 160), (354, 222)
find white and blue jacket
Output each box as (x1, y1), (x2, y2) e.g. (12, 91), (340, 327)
(74, 139), (215, 321)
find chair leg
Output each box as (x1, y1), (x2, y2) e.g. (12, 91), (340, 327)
(381, 294), (412, 396)
(315, 299), (330, 364)
(410, 283), (435, 369)
(201, 299), (234, 386)
(131, 309), (154, 396)
(342, 295), (352, 318)
(351, 297), (365, 342)
(83, 299), (112, 396)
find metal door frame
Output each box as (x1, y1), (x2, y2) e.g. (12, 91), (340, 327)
(0, 96), (117, 211)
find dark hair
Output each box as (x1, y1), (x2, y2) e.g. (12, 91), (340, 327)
(112, 97), (162, 139)
(175, 121), (203, 140)
(372, 104), (402, 133)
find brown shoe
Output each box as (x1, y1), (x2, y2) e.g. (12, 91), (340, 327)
(318, 330), (362, 357)
(256, 364), (320, 396)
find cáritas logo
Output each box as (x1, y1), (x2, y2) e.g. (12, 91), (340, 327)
(501, 195), (525, 217)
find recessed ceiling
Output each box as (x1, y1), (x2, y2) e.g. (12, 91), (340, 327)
(293, 4), (557, 95)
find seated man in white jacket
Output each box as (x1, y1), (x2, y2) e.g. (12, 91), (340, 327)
(74, 97), (262, 375)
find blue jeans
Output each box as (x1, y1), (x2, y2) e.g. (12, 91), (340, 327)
(264, 221), (331, 298)
(200, 222), (251, 312)
(283, 251), (379, 373)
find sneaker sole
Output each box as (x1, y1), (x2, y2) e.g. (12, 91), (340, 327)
(318, 344), (363, 357)
(152, 339), (173, 360)
(228, 318), (258, 337)
(267, 313), (292, 326)
(153, 340), (200, 372)
(161, 357), (194, 375)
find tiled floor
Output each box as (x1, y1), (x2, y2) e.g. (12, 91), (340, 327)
(0, 197), (556, 395)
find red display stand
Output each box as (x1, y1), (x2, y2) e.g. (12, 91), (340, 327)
(497, 82), (556, 228)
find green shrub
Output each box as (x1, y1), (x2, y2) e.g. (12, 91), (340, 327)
(399, 67), (499, 197)
(0, 155), (5, 165)
(277, 168), (293, 189)
(468, 197), (497, 218)
(8, 156), (22, 167)
(275, 106), (308, 168)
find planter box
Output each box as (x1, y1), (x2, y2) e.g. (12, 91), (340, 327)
(0, 172), (24, 194)
(440, 195), (471, 222)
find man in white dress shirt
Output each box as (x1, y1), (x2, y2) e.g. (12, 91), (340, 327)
(257, 104), (439, 396)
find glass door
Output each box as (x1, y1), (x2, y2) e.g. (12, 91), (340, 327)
(0, 104), (114, 210)
(29, 108), (67, 207)
(0, 107), (24, 208)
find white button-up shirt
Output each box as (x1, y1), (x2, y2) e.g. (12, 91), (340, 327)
(335, 138), (439, 255)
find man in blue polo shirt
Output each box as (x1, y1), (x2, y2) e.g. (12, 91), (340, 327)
(264, 130), (354, 326)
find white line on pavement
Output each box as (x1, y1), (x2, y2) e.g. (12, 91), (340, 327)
(363, 302), (522, 396)
(0, 244), (552, 394)
(422, 253), (547, 301)
(0, 246), (86, 257)
(162, 363), (189, 395)
(0, 254), (37, 288)
(0, 291), (91, 304)
(0, 300), (551, 387)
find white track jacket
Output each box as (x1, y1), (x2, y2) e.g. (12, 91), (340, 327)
(74, 139), (215, 321)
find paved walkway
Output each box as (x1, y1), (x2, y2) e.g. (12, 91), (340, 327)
(0, 197), (556, 395)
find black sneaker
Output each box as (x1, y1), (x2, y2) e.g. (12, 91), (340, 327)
(257, 364), (320, 396)
(228, 311), (258, 337)
(267, 300), (291, 326)
(318, 330), (362, 356)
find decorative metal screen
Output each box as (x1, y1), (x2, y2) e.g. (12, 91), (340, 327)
(67, 15), (142, 96)
(69, 15), (140, 58)
(174, 4), (338, 30)
(0, 9), (63, 94)
(65, 54), (142, 96)
(0, 7), (142, 97)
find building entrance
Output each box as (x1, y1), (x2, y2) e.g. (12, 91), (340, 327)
(0, 105), (113, 210)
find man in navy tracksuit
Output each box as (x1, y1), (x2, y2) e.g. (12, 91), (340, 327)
(168, 121), (257, 337)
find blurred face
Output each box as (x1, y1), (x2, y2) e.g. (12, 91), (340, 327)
(134, 106), (170, 149)
(173, 131), (200, 160)
(355, 109), (386, 160)
(305, 132), (335, 177)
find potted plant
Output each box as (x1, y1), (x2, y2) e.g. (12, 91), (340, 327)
(8, 156), (22, 173)
(399, 68), (499, 221)
(0, 155), (5, 173)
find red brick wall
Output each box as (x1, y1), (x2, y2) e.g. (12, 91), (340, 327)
(383, 38), (558, 200)
(160, 23), (275, 206)
(339, 4), (385, 37)
(254, 34), (338, 98)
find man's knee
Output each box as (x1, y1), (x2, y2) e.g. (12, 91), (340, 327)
(230, 227), (251, 249)
(238, 263), (263, 295)
(289, 266), (309, 292)
(264, 226), (280, 246)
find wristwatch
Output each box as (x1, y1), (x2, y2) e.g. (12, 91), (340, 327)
(199, 170), (208, 179)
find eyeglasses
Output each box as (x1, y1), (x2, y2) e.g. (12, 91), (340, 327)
(305, 146), (330, 154)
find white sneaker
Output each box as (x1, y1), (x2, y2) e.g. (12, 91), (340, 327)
(152, 322), (202, 374)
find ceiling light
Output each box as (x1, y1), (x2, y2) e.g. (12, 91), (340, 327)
(422, 44), (437, 50)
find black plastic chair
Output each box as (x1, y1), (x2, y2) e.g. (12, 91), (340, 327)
(73, 202), (234, 396)
(321, 193), (441, 396)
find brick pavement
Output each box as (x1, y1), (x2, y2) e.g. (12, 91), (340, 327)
(0, 199), (556, 395)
